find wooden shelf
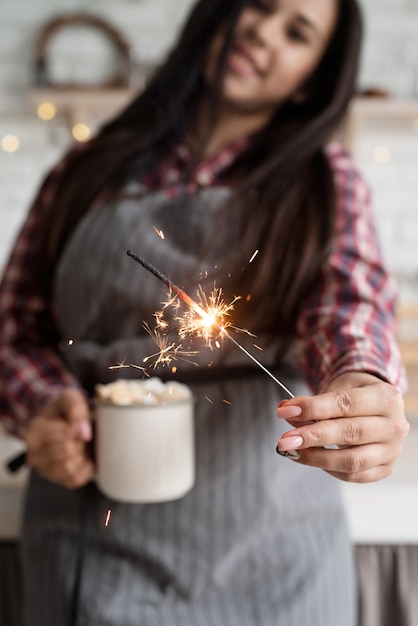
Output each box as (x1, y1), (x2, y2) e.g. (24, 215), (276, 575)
(28, 90), (418, 147)
(28, 87), (139, 125)
(341, 97), (418, 149)
(28, 86), (138, 107)
(350, 98), (418, 119)
(28, 89), (418, 114)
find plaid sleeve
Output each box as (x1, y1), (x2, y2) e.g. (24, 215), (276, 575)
(0, 155), (84, 437)
(294, 144), (407, 395)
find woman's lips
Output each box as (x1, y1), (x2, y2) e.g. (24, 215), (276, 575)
(227, 44), (262, 78)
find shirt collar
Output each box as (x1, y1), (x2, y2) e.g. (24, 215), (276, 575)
(157, 134), (250, 189)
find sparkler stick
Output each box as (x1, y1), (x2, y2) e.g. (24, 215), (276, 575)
(126, 250), (294, 398)
(127, 250), (196, 309)
(218, 331), (294, 397)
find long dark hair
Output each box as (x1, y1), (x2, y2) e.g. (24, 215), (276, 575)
(42, 0), (363, 339)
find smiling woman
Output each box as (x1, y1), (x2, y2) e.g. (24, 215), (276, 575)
(0, 0), (409, 625)
(206, 0), (338, 121)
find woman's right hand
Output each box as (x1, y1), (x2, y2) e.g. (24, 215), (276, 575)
(24, 388), (94, 489)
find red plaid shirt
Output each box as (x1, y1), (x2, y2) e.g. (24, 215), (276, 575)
(0, 139), (406, 436)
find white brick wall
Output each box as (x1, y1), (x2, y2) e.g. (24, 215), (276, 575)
(359, 0), (418, 99)
(354, 115), (418, 275)
(0, 0), (417, 285)
(0, 0), (196, 267)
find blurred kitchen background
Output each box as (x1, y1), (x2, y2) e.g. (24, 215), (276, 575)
(0, 0), (418, 624)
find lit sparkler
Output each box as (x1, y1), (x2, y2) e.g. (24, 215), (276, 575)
(142, 322), (198, 369)
(126, 250), (294, 398)
(175, 284), (244, 349)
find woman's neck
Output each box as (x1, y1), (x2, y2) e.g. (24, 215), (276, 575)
(192, 102), (272, 160)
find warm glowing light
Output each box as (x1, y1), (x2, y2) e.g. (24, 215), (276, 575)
(193, 303), (217, 328)
(254, 344), (262, 351)
(126, 252), (295, 397)
(109, 359), (131, 370)
(153, 226), (165, 239)
(140, 285), (249, 369)
(205, 396), (213, 403)
(249, 249), (259, 263)
(175, 285), (245, 348)
(105, 509), (112, 526)
(37, 102), (57, 121)
(154, 309), (169, 330)
(72, 123), (91, 142)
(373, 146), (391, 164)
(1, 134), (19, 153)
(163, 283), (292, 396)
(68, 339), (74, 346)
(223, 399), (232, 405)
(142, 322), (197, 369)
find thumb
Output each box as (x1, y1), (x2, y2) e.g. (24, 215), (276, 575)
(58, 389), (92, 442)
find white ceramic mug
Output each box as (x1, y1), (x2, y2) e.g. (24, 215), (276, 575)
(95, 382), (195, 503)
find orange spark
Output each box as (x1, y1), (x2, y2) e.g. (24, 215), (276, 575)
(126, 252), (295, 398)
(142, 322), (198, 369)
(109, 359), (131, 370)
(153, 226), (165, 239)
(154, 309), (169, 330)
(174, 285), (246, 349)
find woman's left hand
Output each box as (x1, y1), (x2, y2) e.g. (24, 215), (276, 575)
(276, 372), (410, 483)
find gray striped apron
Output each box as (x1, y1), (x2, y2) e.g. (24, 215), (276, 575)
(21, 187), (356, 626)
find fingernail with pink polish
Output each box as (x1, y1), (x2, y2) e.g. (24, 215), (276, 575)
(276, 405), (302, 420)
(278, 435), (304, 452)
